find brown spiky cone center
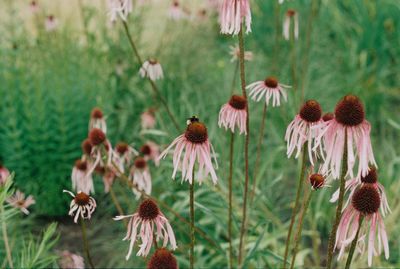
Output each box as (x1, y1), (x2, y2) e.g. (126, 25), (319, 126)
(299, 100), (322, 123)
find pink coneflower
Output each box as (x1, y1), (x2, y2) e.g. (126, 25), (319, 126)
(285, 100), (325, 165)
(30, 1), (39, 14)
(89, 107), (107, 134)
(63, 190), (96, 223)
(114, 199), (177, 259)
(229, 45), (253, 62)
(7, 190), (35, 215)
(129, 157), (152, 199)
(158, 116), (218, 185)
(218, 95), (247, 135)
(108, 0), (133, 22)
(71, 160), (94, 194)
(139, 59), (164, 81)
(88, 128), (113, 172)
(246, 76), (290, 107)
(0, 164), (10, 185)
(330, 167), (390, 217)
(141, 108), (157, 129)
(168, 1), (188, 21)
(58, 250), (85, 269)
(322, 112), (335, 122)
(113, 142), (138, 174)
(318, 95), (377, 179)
(147, 248), (178, 269)
(81, 138), (93, 159)
(335, 184), (389, 266)
(220, 0), (251, 35)
(283, 9), (299, 41)
(140, 141), (160, 166)
(95, 166), (115, 193)
(45, 15), (58, 32)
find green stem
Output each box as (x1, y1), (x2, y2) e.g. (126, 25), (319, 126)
(345, 216), (364, 269)
(121, 20), (181, 133)
(230, 61), (239, 95)
(326, 131), (348, 269)
(237, 26), (251, 267)
(1, 204), (13, 269)
(109, 186), (127, 226)
(250, 103), (267, 204)
(80, 219), (95, 269)
(283, 143), (308, 269)
(290, 17), (297, 101)
(189, 175), (195, 269)
(228, 132), (235, 269)
(290, 191), (313, 269)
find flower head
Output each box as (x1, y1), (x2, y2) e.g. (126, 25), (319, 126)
(168, 1), (189, 20)
(71, 159), (94, 194)
(0, 164), (10, 185)
(218, 95), (247, 134)
(58, 250), (85, 269)
(318, 95), (376, 179)
(113, 142), (138, 174)
(89, 107), (107, 134)
(283, 9), (299, 40)
(147, 248), (178, 269)
(229, 45), (253, 62)
(158, 116), (218, 185)
(141, 108), (157, 129)
(220, 0), (251, 35)
(30, 1), (39, 14)
(129, 157), (152, 199)
(285, 100), (325, 165)
(64, 190), (97, 223)
(7, 190), (35, 215)
(139, 59), (164, 81)
(108, 0), (133, 22)
(140, 141), (161, 166)
(335, 183), (389, 266)
(114, 199), (177, 259)
(45, 15), (58, 32)
(87, 128), (113, 173)
(246, 76), (290, 107)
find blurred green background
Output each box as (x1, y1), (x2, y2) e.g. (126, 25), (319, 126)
(0, 0), (399, 268)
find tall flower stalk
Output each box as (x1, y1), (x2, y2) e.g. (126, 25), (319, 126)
(189, 169), (195, 269)
(228, 132), (235, 268)
(326, 132), (348, 269)
(283, 144), (307, 269)
(80, 219), (95, 269)
(344, 215), (364, 269)
(237, 26), (251, 267)
(121, 21), (180, 133)
(1, 203), (13, 268)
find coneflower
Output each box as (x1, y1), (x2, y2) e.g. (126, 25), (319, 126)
(285, 100), (324, 165)
(108, 0), (133, 22)
(139, 59), (164, 81)
(30, 1), (39, 14)
(72, 159), (94, 194)
(283, 9), (299, 41)
(168, 1), (187, 21)
(0, 163), (10, 185)
(88, 128), (113, 172)
(7, 190), (35, 215)
(319, 95), (377, 179)
(229, 45), (253, 62)
(336, 184), (389, 267)
(246, 76), (290, 107)
(220, 0), (251, 35)
(147, 248), (178, 269)
(141, 108), (157, 129)
(63, 190), (97, 224)
(158, 116), (218, 184)
(129, 157), (152, 199)
(218, 95), (247, 135)
(114, 199), (177, 259)
(113, 142), (138, 174)
(58, 251), (85, 269)
(45, 15), (58, 32)
(140, 141), (160, 166)
(89, 107), (107, 134)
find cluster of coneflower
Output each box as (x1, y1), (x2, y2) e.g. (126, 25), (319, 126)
(20, 0), (388, 268)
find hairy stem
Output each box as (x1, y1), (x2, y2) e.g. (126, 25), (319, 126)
(250, 103), (267, 204)
(283, 143), (308, 269)
(237, 26), (251, 267)
(326, 131), (348, 269)
(290, 191), (313, 269)
(189, 171), (195, 269)
(345, 216), (364, 269)
(121, 20), (181, 133)
(228, 132), (235, 269)
(109, 186), (127, 226)
(80, 219), (95, 269)
(1, 204), (13, 269)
